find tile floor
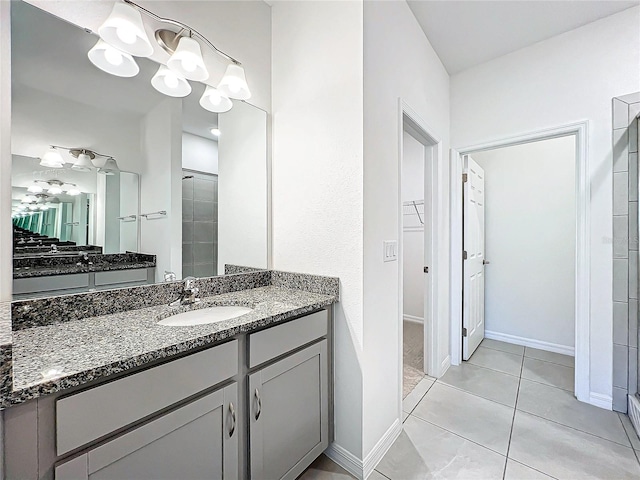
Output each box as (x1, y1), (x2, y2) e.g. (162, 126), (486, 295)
(299, 339), (640, 480)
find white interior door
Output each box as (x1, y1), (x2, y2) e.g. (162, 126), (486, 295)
(463, 155), (486, 360)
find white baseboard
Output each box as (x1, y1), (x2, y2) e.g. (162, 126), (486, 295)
(485, 330), (575, 356)
(363, 419), (402, 478)
(589, 392), (613, 410)
(403, 315), (423, 324)
(325, 442), (363, 479)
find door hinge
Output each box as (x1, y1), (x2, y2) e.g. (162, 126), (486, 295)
(462, 173), (468, 183)
(462, 327), (468, 337)
(463, 250), (468, 260)
(424, 266), (429, 273)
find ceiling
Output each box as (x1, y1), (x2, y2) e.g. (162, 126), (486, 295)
(407, 0), (639, 74)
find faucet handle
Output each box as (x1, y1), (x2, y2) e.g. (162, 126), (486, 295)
(183, 276), (197, 290)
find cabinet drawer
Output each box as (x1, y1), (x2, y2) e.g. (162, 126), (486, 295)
(56, 340), (238, 456)
(248, 310), (327, 368)
(94, 268), (149, 286)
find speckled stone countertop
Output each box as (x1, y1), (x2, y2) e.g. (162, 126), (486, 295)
(13, 260), (156, 279)
(0, 302), (11, 347)
(7, 286), (335, 406)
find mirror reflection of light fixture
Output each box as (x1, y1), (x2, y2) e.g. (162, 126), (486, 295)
(218, 64), (251, 100)
(21, 195), (35, 204)
(98, 2), (153, 57)
(151, 65), (191, 97)
(49, 197), (61, 205)
(88, 39), (140, 78)
(46, 180), (64, 195)
(27, 183), (43, 193)
(40, 148), (65, 168)
(67, 188), (82, 196)
(98, 157), (121, 176)
(199, 86), (232, 113)
(166, 36), (208, 81)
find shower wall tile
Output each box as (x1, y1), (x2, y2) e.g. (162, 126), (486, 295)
(630, 153), (638, 201)
(630, 102), (640, 153)
(614, 258), (629, 302)
(614, 301), (629, 346)
(613, 386), (628, 413)
(631, 251), (639, 300)
(630, 347), (638, 395)
(613, 343), (629, 388)
(614, 129), (629, 172)
(631, 203), (639, 251)
(614, 172), (629, 215)
(183, 222), (194, 243)
(631, 300), (639, 349)
(614, 99), (630, 129)
(614, 215), (629, 258)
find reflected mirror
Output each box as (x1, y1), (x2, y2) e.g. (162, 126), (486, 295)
(10, 0), (268, 299)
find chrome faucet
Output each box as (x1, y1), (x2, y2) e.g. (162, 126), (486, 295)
(170, 277), (200, 307)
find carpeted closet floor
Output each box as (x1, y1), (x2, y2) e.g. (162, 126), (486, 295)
(403, 320), (425, 398)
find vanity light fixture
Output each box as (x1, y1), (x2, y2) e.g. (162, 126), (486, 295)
(200, 86), (232, 113)
(67, 188), (82, 196)
(98, 157), (121, 176)
(27, 183), (43, 193)
(92, 1), (251, 112)
(71, 152), (95, 172)
(88, 39), (140, 78)
(40, 148), (65, 168)
(210, 128), (221, 137)
(21, 195), (35, 204)
(46, 180), (64, 195)
(151, 65), (191, 97)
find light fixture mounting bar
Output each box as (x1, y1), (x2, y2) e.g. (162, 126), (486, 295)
(49, 145), (114, 160)
(123, 0), (242, 65)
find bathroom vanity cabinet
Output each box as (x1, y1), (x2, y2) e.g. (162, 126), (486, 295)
(5, 308), (331, 480)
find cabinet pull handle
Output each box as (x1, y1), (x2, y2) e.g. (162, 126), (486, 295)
(254, 388), (262, 420)
(228, 402), (236, 437)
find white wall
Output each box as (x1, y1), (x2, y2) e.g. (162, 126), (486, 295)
(182, 132), (218, 175)
(140, 98), (183, 281)
(271, 0), (365, 462)
(451, 6), (640, 404)
(472, 136), (576, 350)
(25, 0), (272, 113)
(402, 131), (425, 320)
(363, 0), (450, 460)
(218, 101), (268, 273)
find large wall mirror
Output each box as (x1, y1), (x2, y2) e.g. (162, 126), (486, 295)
(10, 0), (268, 299)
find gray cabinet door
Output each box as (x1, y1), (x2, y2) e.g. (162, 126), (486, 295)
(55, 383), (239, 480)
(249, 340), (328, 480)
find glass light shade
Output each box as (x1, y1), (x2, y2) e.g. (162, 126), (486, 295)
(218, 63), (251, 100)
(16, 205), (26, 211)
(21, 195), (34, 204)
(40, 149), (65, 168)
(28, 205), (39, 211)
(72, 153), (95, 172)
(40, 205), (50, 211)
(49, 197), (61, 205)
(98, 2), (153, 57)
(199, 86), (232, 113)
(27, 184), (43, 193)
(88, 40), (139, 78)
(48, 185), (63, 195)
(151, 65), (191, 97)
(67, 188), (81, 196)
(98, 157), (120, 176)
(167, 37), (208, 81)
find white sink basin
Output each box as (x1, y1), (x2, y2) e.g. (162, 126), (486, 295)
(158, 305), (253, 327)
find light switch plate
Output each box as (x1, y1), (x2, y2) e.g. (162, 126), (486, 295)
(383, 241), (398, 262)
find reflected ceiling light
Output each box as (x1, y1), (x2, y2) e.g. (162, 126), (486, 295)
(88, 40), (139, 78)
(166, 36), (208, 81)
(210, 128), (220, 137)
(98, 2), (153, 57)
(218, 64), (251, 100)
(98, 157), (121, 176)
(199, 86), (232, 113)
(27, 184), (43, 193)
(40, 148), (65, 168)
(151, 65), (191, 97)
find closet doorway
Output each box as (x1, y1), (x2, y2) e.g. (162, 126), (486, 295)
(400, 110), (437, 400)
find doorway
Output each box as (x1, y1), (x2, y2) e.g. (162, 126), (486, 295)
(452, 126), (588, 400)
(399, 107), (438, 400)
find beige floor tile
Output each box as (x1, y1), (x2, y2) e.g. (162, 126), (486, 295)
(517, 379), (630, 446)
(376, 415), (505, 480)
(468, 346), (523, 376)
(297, 454), (355, 480)
(509, 411), (640, 479)
(521, 357), (574, 391)
(402, 376), (434, 414)
(481, 338), (525, 356)
(440, 362), (520, 407)
(504, 460), (554, 480)
(524, 347), (575, 367)
(412, 382), (514, 455)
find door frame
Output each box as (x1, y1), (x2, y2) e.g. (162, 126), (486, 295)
(397, 99), (441, 404)
(449, 121), (590, 403)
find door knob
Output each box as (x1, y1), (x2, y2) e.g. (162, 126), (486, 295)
(483, 260), (490, 265)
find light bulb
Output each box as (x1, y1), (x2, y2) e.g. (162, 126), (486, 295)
(151, 65), (191, 97)
(104, 48), (124, 66)
(181, 57), (197, 72)
(166, 37), (208, 81)
(164, 72), (179, 89)
(199, 86), (232, 113)
(116, 25), (137, 45)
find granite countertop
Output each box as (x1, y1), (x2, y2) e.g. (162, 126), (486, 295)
(13, 260), (156, 279)
(8, 286), (335, 405)
(0, 302), (11, 347)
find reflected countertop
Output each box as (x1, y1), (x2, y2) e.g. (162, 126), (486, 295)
(6, 285), (336, 406)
